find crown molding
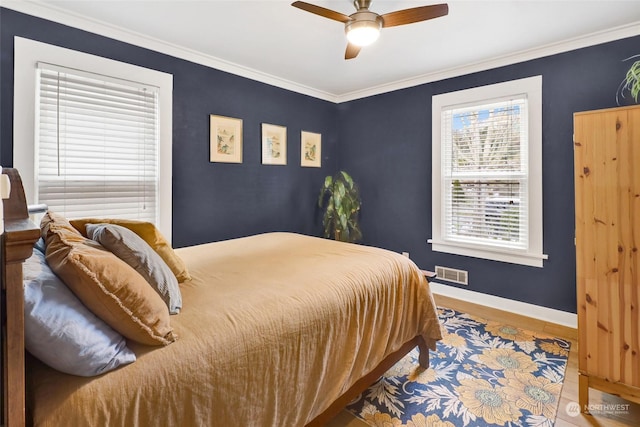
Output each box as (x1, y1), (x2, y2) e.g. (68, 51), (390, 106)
(0, 0), (340, 103)
(336, 21), (640, 103)
(2, 1), (639, 104)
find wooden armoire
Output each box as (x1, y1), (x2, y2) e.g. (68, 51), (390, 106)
(573, 105), (640, 411)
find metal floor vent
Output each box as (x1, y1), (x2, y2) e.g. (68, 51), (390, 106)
(435, 266), (468, 285)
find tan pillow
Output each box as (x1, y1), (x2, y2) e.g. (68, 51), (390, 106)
(70, 218), (191, 283)
(43, 212), (176, 346)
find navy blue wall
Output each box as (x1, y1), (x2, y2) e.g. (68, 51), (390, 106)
(2, 7), (639, 313)
(0, 8), (338, 247)
(337, 35), (640, 313)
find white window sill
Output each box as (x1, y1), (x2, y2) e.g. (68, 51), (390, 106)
(428, 239), (548, 268)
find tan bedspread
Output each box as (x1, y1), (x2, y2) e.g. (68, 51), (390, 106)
(27, 232), (442, 426)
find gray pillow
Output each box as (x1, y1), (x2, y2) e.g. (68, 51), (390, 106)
(24, 249), (136, 376)
(86, 223), (182, 314)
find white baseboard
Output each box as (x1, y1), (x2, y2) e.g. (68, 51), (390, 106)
(429, 281), (577, 329)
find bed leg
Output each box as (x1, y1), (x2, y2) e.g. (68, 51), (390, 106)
(417, 336), (430, 368)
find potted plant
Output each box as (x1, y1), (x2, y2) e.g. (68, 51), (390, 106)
(617, 54), (640, 105)
(318, 171), (362, 242)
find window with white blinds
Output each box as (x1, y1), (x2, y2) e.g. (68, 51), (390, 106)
(36, 63), (159, 222)
(14, 38), (173, 239)
(442, 97), (528, 249)
(431, 76), (546, 267)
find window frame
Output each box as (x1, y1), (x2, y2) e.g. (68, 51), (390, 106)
(430, 76), (547, 267)
(13, 37), (173, 241)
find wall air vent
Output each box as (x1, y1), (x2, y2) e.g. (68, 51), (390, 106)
(435, 266), (468, 285)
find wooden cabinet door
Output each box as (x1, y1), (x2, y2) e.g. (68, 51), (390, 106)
(574, 106), (640, 388)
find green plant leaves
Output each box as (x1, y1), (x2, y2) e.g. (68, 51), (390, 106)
(617, 55), (640, 105)
(318, 170), (362, 243)
(626, 60), (640, 102)
(340, 170), (353, 187)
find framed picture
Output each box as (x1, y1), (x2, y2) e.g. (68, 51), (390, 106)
(210, 115), (243, 163)
(300, 131), (321, 168)
(261, 123), (287, 165)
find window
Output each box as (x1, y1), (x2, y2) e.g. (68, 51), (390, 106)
(430, 76), (547, 267)
(36, 64), (159, 222)
(14, 37), (173, 240)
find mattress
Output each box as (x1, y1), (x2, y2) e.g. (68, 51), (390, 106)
(27, 232), (442, 426)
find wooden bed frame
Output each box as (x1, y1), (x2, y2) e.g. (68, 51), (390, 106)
(1, 167), (430, 427)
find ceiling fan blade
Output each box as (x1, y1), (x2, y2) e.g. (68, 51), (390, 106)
(345, 43), (361, 60)
(291, 1), (351, 23)
(381, 4), (449, 28)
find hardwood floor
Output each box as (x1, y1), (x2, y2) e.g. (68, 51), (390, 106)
(325, 294), (640, 426)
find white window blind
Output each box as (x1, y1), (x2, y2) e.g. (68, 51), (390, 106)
(36, 63), (159, 222)
(441, 97), (528, 250)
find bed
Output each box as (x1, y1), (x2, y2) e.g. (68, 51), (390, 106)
(1, 168), (442, 427)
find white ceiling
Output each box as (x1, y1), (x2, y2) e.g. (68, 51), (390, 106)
(4, 0), (640, 101)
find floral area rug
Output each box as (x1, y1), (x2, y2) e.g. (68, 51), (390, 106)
(346, 307), (571, 427)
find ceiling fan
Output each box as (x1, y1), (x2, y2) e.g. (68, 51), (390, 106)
(291, 0), (449, 60)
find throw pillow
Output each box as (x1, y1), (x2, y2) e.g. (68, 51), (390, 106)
(70, 218), (191, 283)
(42, 212), (176, 346)
(24, 249), (136, 376)
(87, 223), (182, 314)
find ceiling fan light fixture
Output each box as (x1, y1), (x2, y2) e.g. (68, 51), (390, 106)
(292, 1), (450, 59)
(345, 13), (382, 46)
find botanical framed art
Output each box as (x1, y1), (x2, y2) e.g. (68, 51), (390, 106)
(210, 115), (243, 163)
(261, 123), (287, 165)
(300, 131), (321, 167)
